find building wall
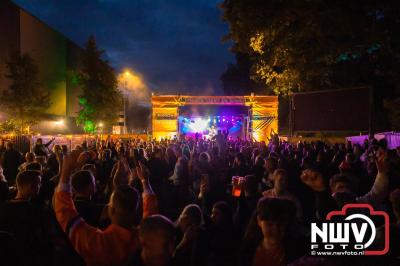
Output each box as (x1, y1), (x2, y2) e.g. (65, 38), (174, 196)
(19, 9), (67, 116)
(0, 1), (82, 123)
(66, 40), (82, 117)
(0, 1), (84, 134)
(0, 1), (20, 93)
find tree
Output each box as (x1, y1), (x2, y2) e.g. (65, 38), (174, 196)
(0, 119), (19, 134)
(76, 36), (122, 133)
(221, 0), (400, 93)
(0, 53), (50, 133)
(221, 53), (268, 95)
(220, 0), (400, 129)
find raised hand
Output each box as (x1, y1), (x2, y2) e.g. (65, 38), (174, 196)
(60, 150), (80, 183)
(136, 161), (153, 194)
(375, 148), (389, 174)
(113, 160), (129, 187)
(300, 169), (326, 192)
(198, 182), (209, 199)
(136, 161), (150, 182)
(128, 166), (138, 185)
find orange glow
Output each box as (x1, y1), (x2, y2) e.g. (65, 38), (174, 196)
(232, 176), (242, 197)
(55, 119), (65, 126)
(118, 69), (149, 100)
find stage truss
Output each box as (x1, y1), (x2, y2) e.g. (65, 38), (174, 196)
(151, 95), (278, 142)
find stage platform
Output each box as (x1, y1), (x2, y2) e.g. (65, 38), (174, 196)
(151, 95), (278, 141)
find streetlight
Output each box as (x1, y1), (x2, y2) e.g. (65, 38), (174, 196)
(119, 69), (146, 135)
(97, 122), (104, 138)
(122, 70), (131, 135)
(55, 119), (65, 126)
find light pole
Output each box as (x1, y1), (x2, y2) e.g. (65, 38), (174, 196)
(98, 122), (104, 139)
(124, 79), (127, 134)
(123, 71), (131, 135)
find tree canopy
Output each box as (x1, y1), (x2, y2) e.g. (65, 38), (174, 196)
(220, 0), (400, 129)
(221, 53), (267, 95)
(76, 36), (122, 133)
(0, 53), (50, 133)
(221, 0), (400, 95)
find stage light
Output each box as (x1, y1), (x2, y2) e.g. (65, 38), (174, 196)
(222, 118), (226, 122)
(189, 118), (209, 132)
(55, 119), (65, 126)
(252, 131), (264, 141)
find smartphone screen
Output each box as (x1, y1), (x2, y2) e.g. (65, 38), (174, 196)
(232, 176), (241, 197)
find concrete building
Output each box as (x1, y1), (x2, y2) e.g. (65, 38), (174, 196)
(0, 0), (83, 134)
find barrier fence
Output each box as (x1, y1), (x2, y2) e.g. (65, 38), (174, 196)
(0, 134), (149, 154)
(2, 132), (398, 154)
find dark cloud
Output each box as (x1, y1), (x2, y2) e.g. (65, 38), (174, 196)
(14, 0), (233, 94)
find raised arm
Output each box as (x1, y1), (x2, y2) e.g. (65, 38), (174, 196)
(54, 151), (106, 261)
(357, 148), (389, 206)
(54, 150), (81, 230)
(44, 137), (55, 148)
(300, 169), (337, 219)
(136, 161), (158, 217)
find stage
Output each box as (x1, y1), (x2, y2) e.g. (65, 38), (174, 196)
(151, 95), (278, 141)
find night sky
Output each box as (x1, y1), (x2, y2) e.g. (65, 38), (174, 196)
(13, 0), (233, 95)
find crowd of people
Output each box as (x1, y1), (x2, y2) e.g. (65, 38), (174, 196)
(0, 131), (400, 266)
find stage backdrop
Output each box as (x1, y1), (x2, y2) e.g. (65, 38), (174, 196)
(291, 87), (370, 133)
